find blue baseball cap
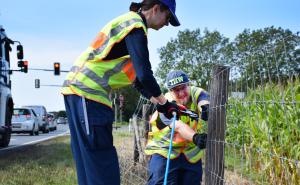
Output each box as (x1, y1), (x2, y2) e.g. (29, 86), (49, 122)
(166, 70), (189, 89)
(159, 0), (180, 26)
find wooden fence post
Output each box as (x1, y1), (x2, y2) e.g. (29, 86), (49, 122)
(142, 104), (151, 142)
(132, 114), (145, 165)
(205, 65), (229, 185)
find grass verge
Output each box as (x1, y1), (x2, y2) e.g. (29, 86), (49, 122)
(0, 132), (138, 185)
(0, 136), (76, 185)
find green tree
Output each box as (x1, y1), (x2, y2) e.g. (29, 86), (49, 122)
(57, 110), (66, 118)
(155, 28), (233, 89)
(232, 27), (300, 88)
(114, 86), (140, 122)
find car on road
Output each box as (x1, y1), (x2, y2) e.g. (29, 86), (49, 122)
(11, 108), (39, 136)
(56, 117), (67, 125)
(22, 105), (49, 133)
(47, 113), (57, 131)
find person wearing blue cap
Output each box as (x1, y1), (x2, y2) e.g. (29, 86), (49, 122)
(62, 0), (180, 185)
(145, 70), (209, 185)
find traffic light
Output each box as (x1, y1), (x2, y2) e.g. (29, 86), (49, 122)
(16, 45), (24, 60)
(23, 60), (28, 73)
(54, 62), (60, 75)
(17, 60), (28, 73)
(35, 79), (40, 88)
(18, 60), (24, 67)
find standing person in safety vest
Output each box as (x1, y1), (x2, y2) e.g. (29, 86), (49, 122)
(61, 1), (181, 185)
(145, 70), (209, 185)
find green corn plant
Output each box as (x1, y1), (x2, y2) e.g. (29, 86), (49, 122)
(226, 79), (300, 184)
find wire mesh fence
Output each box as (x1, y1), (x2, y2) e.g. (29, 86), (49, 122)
(116, 130), (148, 185)
(223, 37), (300, 185)
(115, 97), (155, 185)
(114, 34), (300, 184)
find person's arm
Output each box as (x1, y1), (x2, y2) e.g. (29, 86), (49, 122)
(132, 78), (152, 99)
(197, 90), (210, 121)
(125, 29), (163, 102)
(132, 77), (167, 104)
(172, 120), (195, 141)
(159, 113), (194, 140)
(125, 29), (178, 117)
(159, 113), (206, 149)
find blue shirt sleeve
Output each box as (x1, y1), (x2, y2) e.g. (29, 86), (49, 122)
(125, 28), (162, 98)
(132, 78), (152, 99)
(197, 90), (209, 104)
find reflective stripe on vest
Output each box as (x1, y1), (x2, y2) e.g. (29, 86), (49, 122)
(61, 12), (147, 107)
(87, 18), (144, 61)
(145, 86), (206, 163)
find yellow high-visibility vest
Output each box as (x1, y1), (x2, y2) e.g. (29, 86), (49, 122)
(61, 11), (147, 108)
(145, 86), (209, 163)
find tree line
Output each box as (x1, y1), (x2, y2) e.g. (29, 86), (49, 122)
(156, 26), (300, 90)
(118, 26), (300, 121)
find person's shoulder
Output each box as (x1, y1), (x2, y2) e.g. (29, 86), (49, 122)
(117, 11), (142, 21)
(191, 86), (206, 92)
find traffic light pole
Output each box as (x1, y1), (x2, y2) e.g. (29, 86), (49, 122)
(28, 68), (69, 73)
(1, 68), (70, 73)
(40, 85), (62, 87)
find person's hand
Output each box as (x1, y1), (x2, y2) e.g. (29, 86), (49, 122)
(192, 133), (207, 149)
(156, 100), (179, 119)
(159, 113), (173, 126)
(200, 104), (209, 121)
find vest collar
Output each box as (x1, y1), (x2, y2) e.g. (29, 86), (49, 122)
(138, 12), (148, 29)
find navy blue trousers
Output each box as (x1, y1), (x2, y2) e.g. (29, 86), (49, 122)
(64, 95), (120, 185)
(147, 154), (202, 185)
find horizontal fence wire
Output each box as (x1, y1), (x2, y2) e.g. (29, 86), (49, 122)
(115, 34), (300, 185)
(116, 97), (155, 185)
(222, 36), (300, 185)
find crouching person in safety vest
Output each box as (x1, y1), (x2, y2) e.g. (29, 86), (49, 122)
(145, 70), (209, 185)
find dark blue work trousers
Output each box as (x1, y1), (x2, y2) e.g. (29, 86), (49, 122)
(147, 153), (202, 185)
(64, 94), (120, 185)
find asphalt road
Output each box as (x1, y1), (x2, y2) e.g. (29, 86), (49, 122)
(0, 124), (69, 152)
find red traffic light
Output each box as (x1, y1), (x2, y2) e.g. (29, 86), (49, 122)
(21, 60), (28, 73)
(54, 62), (60, 75)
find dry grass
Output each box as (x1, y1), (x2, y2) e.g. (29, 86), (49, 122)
(0, 129), (254, 185)
(224, 170), (255, 185)
(114, 130), (148, 185)
(113, 129), (256, 185)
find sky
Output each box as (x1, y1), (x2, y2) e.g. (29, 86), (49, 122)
(0, 0), (299, 112)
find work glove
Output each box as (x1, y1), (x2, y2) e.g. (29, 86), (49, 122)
(200, 104), (209, 121)
(192, 133), (207, 149)
(156, 100), (179, 119)
(159, 113), (173, 126)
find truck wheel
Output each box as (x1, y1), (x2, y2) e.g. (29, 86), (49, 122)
(0, 105), (12, 147)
